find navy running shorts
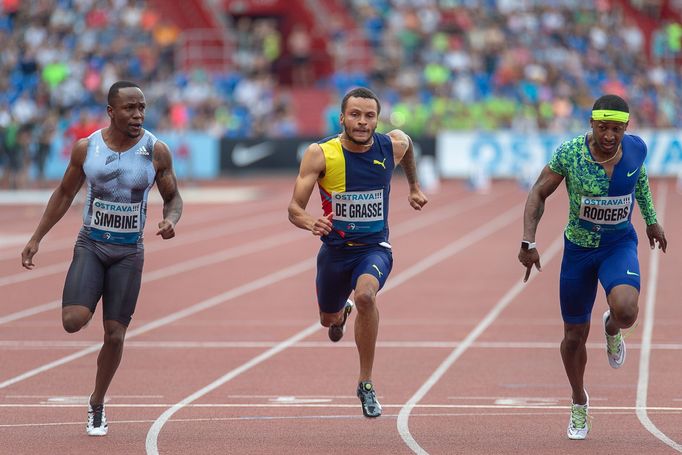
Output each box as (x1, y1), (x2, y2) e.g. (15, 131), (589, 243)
(316, 243), (393, 314)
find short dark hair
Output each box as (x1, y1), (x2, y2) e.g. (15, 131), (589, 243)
(593, 94), (629, 112)
(341, 87), (381, 115)
(107, 80), (141, 106)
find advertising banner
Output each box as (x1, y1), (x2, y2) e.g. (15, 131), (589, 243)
(43, 130), (219, 180)
(220, 136), (436, 173)
(437, 130), (682, 179)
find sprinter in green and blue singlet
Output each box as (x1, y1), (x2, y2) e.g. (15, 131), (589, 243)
(518, 94), (667, 441)
(289, 87), (428, 419)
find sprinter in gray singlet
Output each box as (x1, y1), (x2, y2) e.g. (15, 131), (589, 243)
(21, 81), (183, 436)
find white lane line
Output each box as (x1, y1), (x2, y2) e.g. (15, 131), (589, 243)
(0, 301), (61, 325)
(6, 339), (682, 350)
(0, 194), (498, 384)
(0, 237), (72, 260)
(0, 234), (31, 249)
(397, 234), (565, 455)
(5, 394), (163, 399)
(0, 192), (492, 324)
(0, 196), (290, 260)
(0, 259), (315, 389)
(0, 229), (300, 326)
(2, 403), (682, 411)
(9, 407), (680, 431)
(0, 211), (288, 288)
(145, 204), (523, 454)
(636, 183), (682, 452)
(144, 324), (320, 454)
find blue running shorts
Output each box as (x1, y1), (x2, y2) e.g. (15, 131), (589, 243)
(316, 243), (393, 314)
(559, 231), (640, 324)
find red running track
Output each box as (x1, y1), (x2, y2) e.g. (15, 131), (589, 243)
(0, 177), (680, 454)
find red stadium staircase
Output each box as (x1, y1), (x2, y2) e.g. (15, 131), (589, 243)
(148, 0), (232, 72)
(611, 0), (682, 61)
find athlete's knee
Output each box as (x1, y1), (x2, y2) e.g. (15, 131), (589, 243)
(319, 313), (336, 327)
(562, 325), (589, 352)
(609, 286), (639, 328)
(62, 306), (92, 333)
(353, 289), (376, 313)
(103, 322), (127, 348)
(611, 303), (638, 328)
(62, 316), (83, 333)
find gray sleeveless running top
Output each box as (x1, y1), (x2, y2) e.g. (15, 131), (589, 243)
(80, 129), (157, 244)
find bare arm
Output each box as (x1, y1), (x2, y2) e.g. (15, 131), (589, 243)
(21, 139), (88, 269)
(153, 140), (183, 239)
(635, 165), (667, 252)
(287, 143), (332, 236)
(387, 129), (428, 210)
(518, 165), (564, 281)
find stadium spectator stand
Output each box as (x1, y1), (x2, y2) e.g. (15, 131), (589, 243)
(1, 0), (681, 188)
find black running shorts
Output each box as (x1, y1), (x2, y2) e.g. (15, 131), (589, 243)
(62, 231), (144, 326)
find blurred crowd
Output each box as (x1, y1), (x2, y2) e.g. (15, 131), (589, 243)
(1, 0), (681, 188)
(329, 0), (682, 136)
(0, 0), (180, 188)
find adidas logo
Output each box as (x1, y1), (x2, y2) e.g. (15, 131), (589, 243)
(136, 146), (149, 156)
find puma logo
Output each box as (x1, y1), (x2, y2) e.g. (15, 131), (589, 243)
(373, 158), (386, 169)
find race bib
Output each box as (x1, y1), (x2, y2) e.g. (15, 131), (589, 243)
(331, 189), (384, 233)
(89, 198), (142, 244)
(579, 194), (631, 232)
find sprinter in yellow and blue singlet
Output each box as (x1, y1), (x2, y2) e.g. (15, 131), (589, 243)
(289, 87), (428, 419)
(317, 132), (394, 248)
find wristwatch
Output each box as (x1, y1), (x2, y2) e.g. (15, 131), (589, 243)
(521, 240), (536, 251)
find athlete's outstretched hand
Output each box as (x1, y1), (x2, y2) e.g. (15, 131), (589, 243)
(21, 239), (39, 270)
(518, 248), (542, 282)
(156, 219), (176, 239)
(646, 223), (667, 253)
(408, 188), (428, 211)
(311, 212), (333, 236)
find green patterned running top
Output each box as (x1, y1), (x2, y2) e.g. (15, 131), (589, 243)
(548, 134), (657, 248)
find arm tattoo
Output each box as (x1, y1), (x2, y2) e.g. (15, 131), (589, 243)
(401, 136), (419, 186)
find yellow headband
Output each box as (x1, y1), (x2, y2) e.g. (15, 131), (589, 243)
(592, 109), (629, 123)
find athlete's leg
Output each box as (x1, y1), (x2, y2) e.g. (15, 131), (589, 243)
(320, 308), (348, 327)
(90, 320), (127, 406)
(351, 247), (392, 382)
(560, 322), (590, 405)
(605, 285), (639, 335)
(353, 273), (380, 382)
(599, 236), (641, 335)
(62, 237), (105, 332)
(559, 239), (598, 405)
(62, 306), (95, 333)
(90, 246), (143, 405)
(316, 244), (353, 327)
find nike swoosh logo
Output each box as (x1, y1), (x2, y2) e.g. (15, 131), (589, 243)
(626, 270), (639, 276)
(232, 142), (274, 167)
(627, 169), (638, 177)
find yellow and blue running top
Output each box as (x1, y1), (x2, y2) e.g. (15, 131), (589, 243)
(317, 133), (394, 248)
